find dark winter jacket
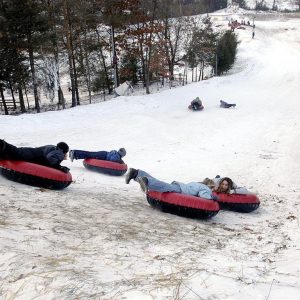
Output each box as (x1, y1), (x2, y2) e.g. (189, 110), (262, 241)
(2, 143), (65, 168)
(220, 100), (236, 108)
(19, 145), (65, 167)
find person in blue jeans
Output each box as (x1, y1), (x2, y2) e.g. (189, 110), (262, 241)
(125, 168), (217, 200)
(69, 148), (126, 164)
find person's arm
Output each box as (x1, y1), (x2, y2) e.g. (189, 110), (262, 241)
(232, 187), (250, 194)
(45, 150), (65, 167)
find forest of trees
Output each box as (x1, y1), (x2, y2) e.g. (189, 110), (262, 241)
(0, 0), (238, 114)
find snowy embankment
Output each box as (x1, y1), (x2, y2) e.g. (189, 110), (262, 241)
(1, 15), (300, 299)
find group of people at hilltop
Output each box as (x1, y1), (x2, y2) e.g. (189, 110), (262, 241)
(0, 138), (249, 201)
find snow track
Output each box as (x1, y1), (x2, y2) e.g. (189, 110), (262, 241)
(0, 180), (298, 299)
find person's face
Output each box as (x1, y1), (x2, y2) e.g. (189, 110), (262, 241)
(64, 153), (68, 160)
(219, 180), (229, 192)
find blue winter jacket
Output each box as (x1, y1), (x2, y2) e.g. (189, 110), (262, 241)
(106, 150), (122, 162)
(172, 181), (214, 200)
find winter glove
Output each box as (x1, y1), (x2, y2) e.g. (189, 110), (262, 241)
(212, 195), (219, 201)
(59, 166), (70, 173)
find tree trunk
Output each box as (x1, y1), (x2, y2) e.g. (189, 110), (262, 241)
(81, 32), (92, 104)
(58, 86), (65, 109)
(111, 26), (119, 89)
(0, 86), (8, 115)
(28, 45), (40, 113)
(24, 84), (30, 109)
(8, 80), (17, 109)
(95, 28), (113, 94)
(63, 0), (77, 107)
(47, 0), (65, 109)
(54, 46), (65, 109)
(72, 51), (80, 105)
(144, 47), (151, 94)
(198, 66), (202, 82)
(18, 85), (26, 113)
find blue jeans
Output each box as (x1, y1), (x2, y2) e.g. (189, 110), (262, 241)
(73, 150), (107, 160)
(136, 170), (181, 193)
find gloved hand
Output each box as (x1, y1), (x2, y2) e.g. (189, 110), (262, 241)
(212, 195), (219, 201)
(59, 166), (70, 173)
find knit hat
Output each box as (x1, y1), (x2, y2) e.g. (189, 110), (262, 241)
(57, 142), (69, 154)
(118, 148), (126, 157)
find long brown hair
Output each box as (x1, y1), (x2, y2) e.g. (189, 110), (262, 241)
(215, 177), (233, 194)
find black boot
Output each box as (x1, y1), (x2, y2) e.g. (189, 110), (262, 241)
(0, 139), (7, 153)
(125, 168), (138, 184)
(137, 177), (148, 193)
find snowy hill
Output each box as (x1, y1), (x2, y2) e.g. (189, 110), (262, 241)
(0, 14), (300, 300)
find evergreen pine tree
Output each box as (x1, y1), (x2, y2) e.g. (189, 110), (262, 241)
(216, 30), (238, 75)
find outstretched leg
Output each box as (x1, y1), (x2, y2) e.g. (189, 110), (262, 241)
(0, 141), (25, 160)
(70, 150), (108, 160)
(126, 168), (181, 193)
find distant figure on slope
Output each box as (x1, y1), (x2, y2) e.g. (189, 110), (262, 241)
(220, 100), (236, 108)
(125, 168), (217, 200)
(69, 148), (126, 164)
(188, 97), (204, 111)
(0, 139), (70, 172)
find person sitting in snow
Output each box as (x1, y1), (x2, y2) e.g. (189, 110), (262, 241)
(205, 175), (249, 194)
(0, 139), (70, 173)
(125, 168), (217, 200)
(220, 100), (236, 108)
(188, 97), (204, 111)
(69, 148), (126, 164)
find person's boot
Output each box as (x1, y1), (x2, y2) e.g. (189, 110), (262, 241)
(69, 150), (75, 162)
(137, 177), (148, 193)
(0, 139), (7, 153)
(125, 168), (138, 184)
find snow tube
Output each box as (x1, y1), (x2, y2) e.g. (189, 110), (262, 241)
(146, 191), (220, 219)
(0, 160), (72, 190)
(83, 158), (127, 176)
(213, 192), (260, 213)
(188, 105), (204, 111)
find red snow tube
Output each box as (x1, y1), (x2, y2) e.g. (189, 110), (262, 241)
(0, 160), (72, 190)
(146, 190), (220, 219)
(83, 159), (127, 176)
(213, 192), (260, 213)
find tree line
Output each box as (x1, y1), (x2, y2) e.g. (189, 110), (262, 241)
(0, 0), (238, 114)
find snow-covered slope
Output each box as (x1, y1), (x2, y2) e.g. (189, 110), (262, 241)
(0, 16), (300, 299)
